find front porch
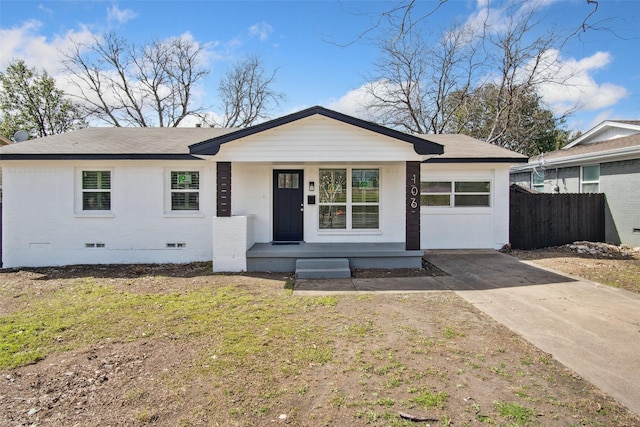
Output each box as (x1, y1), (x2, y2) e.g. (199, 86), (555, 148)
(246, 242), (424, 272)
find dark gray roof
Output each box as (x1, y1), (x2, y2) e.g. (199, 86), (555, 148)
(0, 135), (12, 146)
(0, 127), (235, 159)
(420, 134), (527, 163)
(531, 133), (640, 163)
(0, 107), (526, 163)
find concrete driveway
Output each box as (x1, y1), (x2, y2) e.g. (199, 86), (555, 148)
(294, 250), (640, 416)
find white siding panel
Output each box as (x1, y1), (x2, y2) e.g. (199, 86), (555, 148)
(232, 163), (272, 243)
(420, 164), (511, 249)
(423, 212), (494, 249)
(229, 162), (406, 244)
(586, 127), (638, 144)
(2, 161), (214, 268)
(214, 115), (421, 162)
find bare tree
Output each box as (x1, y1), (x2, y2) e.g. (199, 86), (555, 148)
(217, 55), (284, 128)
(62, 32), (209, 127)
(363, 0), (583, 154)
(452, 2), (570, 152)
(365, 22), (478, 134)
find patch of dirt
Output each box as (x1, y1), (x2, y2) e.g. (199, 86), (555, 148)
(504, 243), (640, 295)
(1, 258), (639, 426)
(352, 256), (448, 278)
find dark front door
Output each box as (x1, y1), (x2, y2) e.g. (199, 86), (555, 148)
(273, 170), (304, 241)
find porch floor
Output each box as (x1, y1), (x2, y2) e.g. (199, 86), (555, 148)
(246, 242), (424, 272)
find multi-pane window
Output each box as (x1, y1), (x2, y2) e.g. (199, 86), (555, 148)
(171, 171), (199, 210)
(420, 181), (451, 206)
(532, 170), (545, 192)
(352, 169), (379, 229)
(319, 169), (347, 229)
(277, 172), (299, 189)
(82, 171), (111, 210)
(319, 168), (380, 230)
(581, 165), (599, 193)
(420, 181), (490, 207)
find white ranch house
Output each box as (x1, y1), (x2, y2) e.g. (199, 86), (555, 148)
(0, 106), (526, 273)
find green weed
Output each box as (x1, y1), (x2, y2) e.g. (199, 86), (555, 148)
(412, 390), (448, 410)
(493, 400), (535, 424)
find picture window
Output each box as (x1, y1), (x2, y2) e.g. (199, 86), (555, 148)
(319, 168), (379, 229)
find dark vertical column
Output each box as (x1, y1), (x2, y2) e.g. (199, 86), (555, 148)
(216, 162), (231, 217)
(406, 161), (420, 250)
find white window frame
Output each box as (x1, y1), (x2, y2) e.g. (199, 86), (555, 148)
(420, 180), (491, 208)
(351, 168), (380, 230)
(532, 170), (545, 192)
(318, 167), (380, 231)
(167, 170), (201, 213)
(580, 165), (600, 193)
(75, 168), (114, 216)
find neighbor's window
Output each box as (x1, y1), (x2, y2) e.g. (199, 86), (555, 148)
(581, 165), (599, 193)
(532, 170), (545, 192)
(319, 168), (380, 230)
(171, 171), (200, 210)
(82, 171), (111, 210)
(420, 181), (490, 207)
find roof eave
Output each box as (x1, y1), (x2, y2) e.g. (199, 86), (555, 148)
(511, 145), (640, 171)
(0, 153), (202, 161)
(188, 106), (444, 156)
(423, 157), (528, 164)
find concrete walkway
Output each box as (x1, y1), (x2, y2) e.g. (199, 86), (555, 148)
(294, 250), (640, 416)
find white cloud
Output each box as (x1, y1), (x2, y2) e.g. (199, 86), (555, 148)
(0, 20), (95, 75)
(534, 50), (628, 113)
(465, 0), (560, 35)
(107, 5), (138, 25)
(38, 4), (54, 17)
(249, 22), (273, 41)
(326, 84), (374, 119)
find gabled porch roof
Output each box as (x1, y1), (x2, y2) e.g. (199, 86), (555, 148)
(188, 105), (444, 156)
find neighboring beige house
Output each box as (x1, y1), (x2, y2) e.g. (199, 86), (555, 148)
(511, 120), (640, 247)
(0, 106), (526, 270)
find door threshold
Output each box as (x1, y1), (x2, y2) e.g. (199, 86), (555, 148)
(271, 241), (301, 246)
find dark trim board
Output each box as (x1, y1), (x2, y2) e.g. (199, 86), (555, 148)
(216, 162), (232, 217)
(423, 157), (528, 164)
(405, 161), (421, 250)
(0, 153), (203, 161)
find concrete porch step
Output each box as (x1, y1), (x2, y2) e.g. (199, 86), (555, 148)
(295, 258), (351, 279)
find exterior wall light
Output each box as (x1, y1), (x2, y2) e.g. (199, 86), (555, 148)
(309, 181), (315, 191)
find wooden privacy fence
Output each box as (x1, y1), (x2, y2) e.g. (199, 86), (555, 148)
(509, 185), (605, 249)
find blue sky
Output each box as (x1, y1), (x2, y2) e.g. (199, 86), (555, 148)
(1, 0), (639, 133)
